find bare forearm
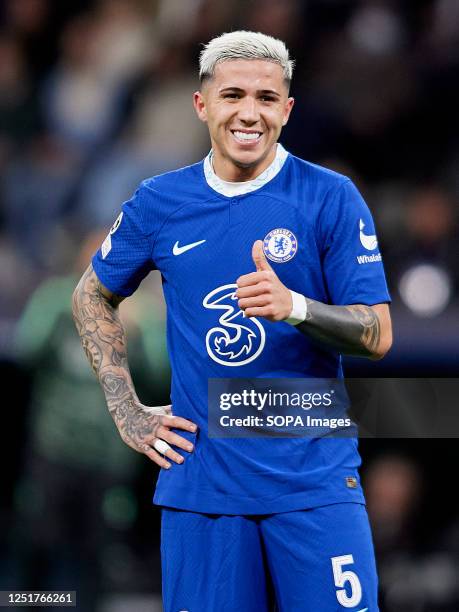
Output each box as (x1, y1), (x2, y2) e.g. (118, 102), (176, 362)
(72, 265), (196, 468)
(295, 300), (382, 359)
(72, 266), (152, 433)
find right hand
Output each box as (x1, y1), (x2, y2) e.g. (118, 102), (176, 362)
(114, 401), (197, 469)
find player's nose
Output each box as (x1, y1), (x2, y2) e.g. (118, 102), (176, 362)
(237, 96), (260, 124)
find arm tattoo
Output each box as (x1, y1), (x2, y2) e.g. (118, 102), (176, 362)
(295, 298), (381, 358)
(346, 304), (381, 354)
(72, 265), (163, 450)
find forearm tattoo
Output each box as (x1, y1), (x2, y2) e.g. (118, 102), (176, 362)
(295, 299), (381, 358)
(72, 265), (165, 451)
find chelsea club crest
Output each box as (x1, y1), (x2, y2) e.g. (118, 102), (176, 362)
(263, 228), (298, 263)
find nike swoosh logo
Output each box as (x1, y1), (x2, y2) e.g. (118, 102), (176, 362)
(173, 239), (206, 256)
(356, 608), (368, 612)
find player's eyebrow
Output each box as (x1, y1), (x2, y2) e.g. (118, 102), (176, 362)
(258, 89), (281, 97)
(219, 87), (281, 98)
(218, 87), (246, 95)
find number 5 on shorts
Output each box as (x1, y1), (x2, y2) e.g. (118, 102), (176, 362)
(331, 554), (363, 608)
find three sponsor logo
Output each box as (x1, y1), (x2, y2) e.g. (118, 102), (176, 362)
(202, 284), (266, 367)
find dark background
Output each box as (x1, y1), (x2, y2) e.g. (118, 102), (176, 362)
(0, 0), (458, 610)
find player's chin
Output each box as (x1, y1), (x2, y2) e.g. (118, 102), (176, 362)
(226, 136), (264, 160)
(229, 148), (270, 169)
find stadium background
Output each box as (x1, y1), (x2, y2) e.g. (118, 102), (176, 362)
(0, 0), (458, 610)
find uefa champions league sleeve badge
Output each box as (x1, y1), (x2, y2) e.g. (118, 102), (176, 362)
(263, 228), (298, 263)
(101, 211), (124, 259)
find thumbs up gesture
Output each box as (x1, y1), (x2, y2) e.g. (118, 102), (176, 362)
(236, 240), (293, 322)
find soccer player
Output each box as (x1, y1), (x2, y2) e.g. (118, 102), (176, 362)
(73, 31), (392, 611)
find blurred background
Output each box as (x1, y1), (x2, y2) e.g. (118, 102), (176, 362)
(0, 0), (458, 610)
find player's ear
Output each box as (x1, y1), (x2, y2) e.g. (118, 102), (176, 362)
(193, 90), (208, 123)
(282, 97), (295, 126)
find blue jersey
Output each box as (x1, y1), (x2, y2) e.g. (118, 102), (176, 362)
(92, 150), (390, 514)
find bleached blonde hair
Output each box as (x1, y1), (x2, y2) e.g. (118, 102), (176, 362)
(199, 30), (294, 85)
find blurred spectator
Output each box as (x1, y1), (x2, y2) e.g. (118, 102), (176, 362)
(91, 0), (156, 85)
(0, 32), (39, 154)
(124, 41), (209, 166)
(244, 0), (303, 44)
(73, 141), (161, 231)
(39, 5), (152, 153)
(365, 454), (459, 611)
(390, 185), (459, 317)
(2, 132), (81, 271)
(0, 233), (35, 353)
(427, 0), (459, 63)
(366, 454), (422, 553)
(2, 0), (53, 82)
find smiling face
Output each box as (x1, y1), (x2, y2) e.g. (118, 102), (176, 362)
(194, 59), (294, 181)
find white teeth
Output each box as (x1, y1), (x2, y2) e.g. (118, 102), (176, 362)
(233, 131), (261, 141)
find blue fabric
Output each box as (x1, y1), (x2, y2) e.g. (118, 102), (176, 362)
(161, 503), (379, 612)
(92, 151), (390, 514)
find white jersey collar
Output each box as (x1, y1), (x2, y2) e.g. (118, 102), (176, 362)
(204, 143), (289, 197)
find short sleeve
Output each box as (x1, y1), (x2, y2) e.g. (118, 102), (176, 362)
(319, 179), (391, 306)
(92, 184), (155, 297)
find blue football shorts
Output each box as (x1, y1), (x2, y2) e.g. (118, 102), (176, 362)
(161, 502), (379, 612)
